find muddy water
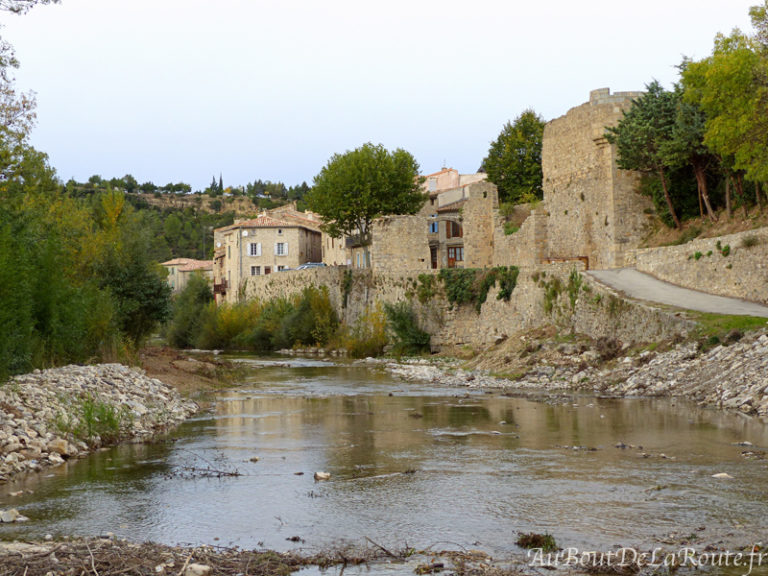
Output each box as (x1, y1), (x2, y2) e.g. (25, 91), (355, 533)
(1, 358), (768, 558)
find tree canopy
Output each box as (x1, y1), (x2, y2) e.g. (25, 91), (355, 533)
(605, 81), (683, 228)
(481, 109), (545, 204)
(306, 143), (425, 243)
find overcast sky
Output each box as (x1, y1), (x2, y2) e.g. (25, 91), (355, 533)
(1, 0), (757, 191)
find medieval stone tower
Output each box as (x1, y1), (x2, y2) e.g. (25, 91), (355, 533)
(541, 88), (652, 269)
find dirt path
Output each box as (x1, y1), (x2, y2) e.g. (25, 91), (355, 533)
(588, 268), (768, 317)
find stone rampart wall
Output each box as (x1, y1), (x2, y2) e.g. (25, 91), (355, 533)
(243, 262), (692, 352)
(627, 228), (768, 305)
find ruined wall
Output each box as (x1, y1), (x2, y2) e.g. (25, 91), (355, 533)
(492, 208), (548, 268)
(370, 215), (432, 273)
(542, 88), (652, 269)
(462, 181), (498, 268)
(627, 228), (768, 305)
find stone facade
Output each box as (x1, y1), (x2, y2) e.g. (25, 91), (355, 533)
(161, 258), (213, 293)
(461, 181), (498, 268)
(541, 88), (651, 270)
(627, 228), (768, 305)
(369, 215), (432, 273)
(213, 216), (321, 303)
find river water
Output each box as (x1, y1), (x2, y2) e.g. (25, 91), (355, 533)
(1, 357), (768, 564)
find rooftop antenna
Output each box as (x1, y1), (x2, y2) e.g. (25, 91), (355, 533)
(442, 158), (447, 170)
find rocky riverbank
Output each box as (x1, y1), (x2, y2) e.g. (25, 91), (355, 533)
(0, 364), (198, 485)
(384, 328), (768, 417)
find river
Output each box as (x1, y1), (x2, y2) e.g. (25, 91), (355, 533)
(1, 357), (767, 567)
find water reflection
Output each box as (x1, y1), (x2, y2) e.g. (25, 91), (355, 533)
(1, 361), (767, 559)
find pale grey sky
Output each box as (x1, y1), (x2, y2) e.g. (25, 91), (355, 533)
(1, 0), (757, 191)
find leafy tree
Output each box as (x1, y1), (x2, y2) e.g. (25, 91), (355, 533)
(0, 0), (59, 14)
(606, 81), (682, 228)
(166, 273), (213, 348)
(481, 109), (545, 204)
(658, 81), (719, 222)
(307, 142), (425, 246)
(682, 26), (768, 189)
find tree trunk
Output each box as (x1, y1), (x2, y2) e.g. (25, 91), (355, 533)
(693, 163), (717, 222)
(736, 173), (748, 218)
(697, 186), (704, 218)
(725, 178), (732, 219)
(755, 182), (763, 213)
(657, 168), (681, 228)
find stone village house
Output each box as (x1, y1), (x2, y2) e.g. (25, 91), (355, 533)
(161, 258), (213, 293)
(212, 215), (322, 303)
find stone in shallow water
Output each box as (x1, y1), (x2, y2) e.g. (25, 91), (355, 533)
(0, 508), (19, 523)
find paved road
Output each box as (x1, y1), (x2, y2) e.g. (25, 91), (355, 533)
(587, 268), (768, 318)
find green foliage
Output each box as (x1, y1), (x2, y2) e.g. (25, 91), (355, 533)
(503, 222), (520, 235)
(384, 301), (431, 356)
(694, 251), (703, 260)
(741, 235), (760, 248)
(605, 81), (682, 228)
(340, 304), (389, 358)
(439, 268), (478, 308)
(690, 312), (767, 341)
(416, 274), (436, 304)
(181, 286), (338, 353)
(342, 270), (354, 308)
(482, 109), (545, 204)
(307, 142), (425, 243)
(566, 269), (583, 311)
(516, 532), (558, 553)
(438, 267), (519, 313)
(56, 394), (131, 447)
(682, 26), (768, 184)
(541, 276), (564, 315)
(166, 273), (214, 348)
(720, 244), (731, 257)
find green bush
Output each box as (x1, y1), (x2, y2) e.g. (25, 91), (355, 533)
(384, 301), (431, 356)
(184, 286), (337, 353)
(438, 267), (520, 313)
(341, 304), (388, 358)
(166, 273), (213, 348)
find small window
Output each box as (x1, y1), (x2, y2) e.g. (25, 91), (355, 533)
(275, 242), (288, 256)
(264, 266), (272, 275)
(277, 265), (286, 271)
(446, 221), (463, 239)
(448, 246), (464, 262)
(250, 266), (261, 276)
(248, 242), (261, 256)
(278, 229), (283, 235)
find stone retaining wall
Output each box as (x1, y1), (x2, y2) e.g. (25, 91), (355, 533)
(627, 227), (768, 305)
(243, 263), (692, 352)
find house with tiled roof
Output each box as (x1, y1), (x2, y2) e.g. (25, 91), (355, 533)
(417, 169), (487, 269)
(161, 258), (213, 293)
(212, 214), (322, 303)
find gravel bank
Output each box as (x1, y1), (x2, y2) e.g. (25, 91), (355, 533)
(0, 364), (198, 484)
(385, 330), (768, 416)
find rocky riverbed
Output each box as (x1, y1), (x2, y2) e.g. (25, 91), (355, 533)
(384, 329), (768, 417)
(0, 364), (198, 486)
